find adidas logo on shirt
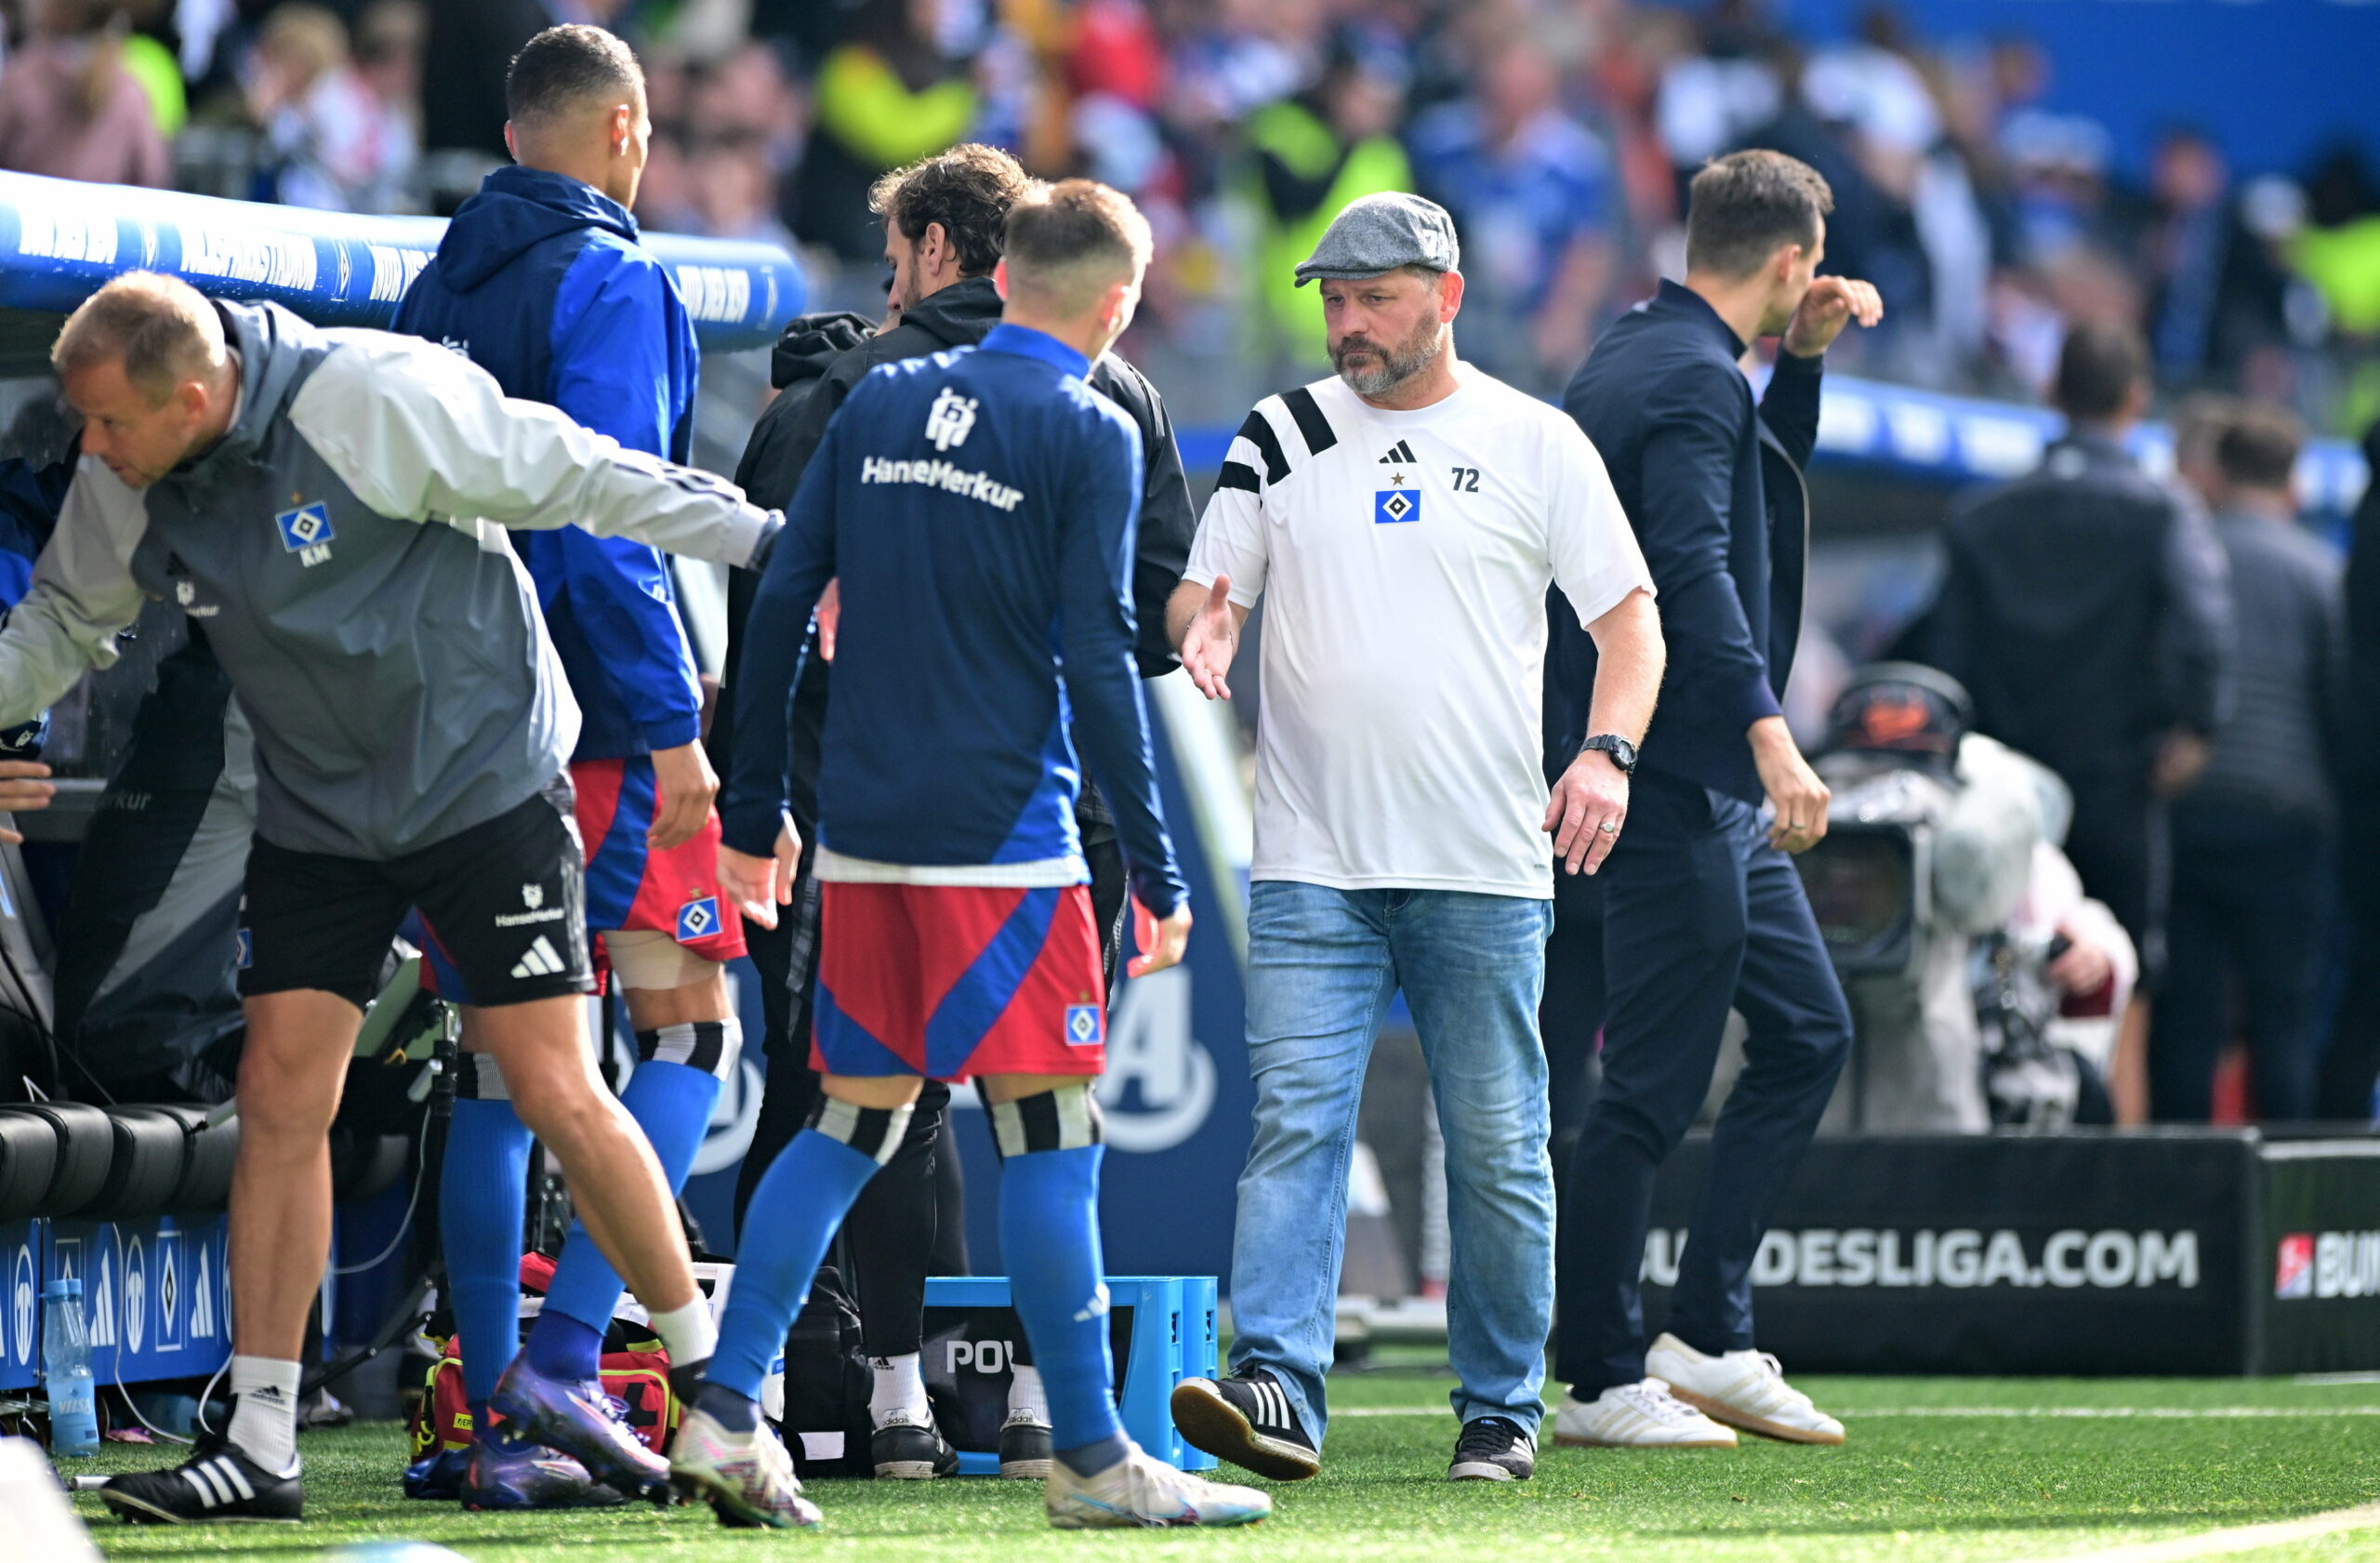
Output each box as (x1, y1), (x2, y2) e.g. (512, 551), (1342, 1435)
(510, 935), (566, 980)
(1378, 440), (1417, 465)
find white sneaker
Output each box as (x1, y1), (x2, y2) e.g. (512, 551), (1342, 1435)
(1646, 1332), (1845, 1445)
(1551, 1378), (1739, 1449)
(668, 1406), (825, 1529)
(1045, 1441), (1274, 1530)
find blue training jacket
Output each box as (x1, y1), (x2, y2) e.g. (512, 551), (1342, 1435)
(721, 324), (1187, 919)
(393, 165), (704, 760)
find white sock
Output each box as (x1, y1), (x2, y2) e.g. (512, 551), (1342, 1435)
(869, 1353), (930, 1427)
(1008, 1364), (1048, 1425)
(649, 1297), (719, 1369)
(227, 1356), (302, 1477)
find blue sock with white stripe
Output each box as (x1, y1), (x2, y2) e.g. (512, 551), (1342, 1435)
(707, 1128), (882, 1404)
(535, 1042), (727, 1377)
(999, 1144), (1127, 1470)
(440, 1097), (532, 1424)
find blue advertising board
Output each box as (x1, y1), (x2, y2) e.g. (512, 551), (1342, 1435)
(2, 1220), (37, 1390)
(41, 1214), (231, 1386)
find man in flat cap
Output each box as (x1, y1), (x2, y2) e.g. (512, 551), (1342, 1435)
(1164, 191), (1667, 1483)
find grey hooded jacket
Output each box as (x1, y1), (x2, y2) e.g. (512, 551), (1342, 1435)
(0, 299), (777, 859)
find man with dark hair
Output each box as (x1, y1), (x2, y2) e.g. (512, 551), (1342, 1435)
(14, 271), (775, 1524)
(1926, 320), (2231, 1122)
(394, 22), (751, 1511)
(2152, 404), (2342, 1121)
(674, 178), (1269, 1532)
(717, 140), (1197, 1481)
(1545, 148), (1877, 1450)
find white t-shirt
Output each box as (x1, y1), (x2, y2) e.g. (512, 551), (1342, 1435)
(1184, 364), (1653, 898)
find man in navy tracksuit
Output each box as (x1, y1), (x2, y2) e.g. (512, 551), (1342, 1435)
(392, 24), (748, 1509)
(670, 181), (1267, 1532)
(1543, 152), (1880, 1450)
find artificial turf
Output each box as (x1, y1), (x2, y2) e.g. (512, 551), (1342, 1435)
(58, 1371), (2380, 1562)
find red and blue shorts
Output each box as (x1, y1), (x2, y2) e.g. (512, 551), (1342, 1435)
(812, 881), (1106, 1081)
(420, 754), (747, 1001)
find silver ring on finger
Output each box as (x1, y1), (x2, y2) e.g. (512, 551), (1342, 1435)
(1597, 819), (1620, 835)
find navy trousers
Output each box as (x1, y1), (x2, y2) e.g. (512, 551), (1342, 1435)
(1550, 772), (1853, 1396)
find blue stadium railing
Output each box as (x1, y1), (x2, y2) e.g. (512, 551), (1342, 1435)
(0, 171), (804, 352)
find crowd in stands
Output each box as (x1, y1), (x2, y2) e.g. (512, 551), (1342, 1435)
(0, 0), (2373, 427)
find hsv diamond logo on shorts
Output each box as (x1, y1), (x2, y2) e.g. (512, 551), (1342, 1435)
(677, 895), (720, 942)
(2276, 1233), (2315, 1298)
(1064, 1004), (1104, 1048)
(275, 501), (337, 566)
(1374, 475), (1420, 525)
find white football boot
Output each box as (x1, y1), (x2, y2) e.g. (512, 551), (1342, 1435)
(1646, 1332), (1845, 1445)
(1551, 1377), (1739, 1449)
(668, 1405), (825, 1530)
(1045, 1441), (1274, 1530)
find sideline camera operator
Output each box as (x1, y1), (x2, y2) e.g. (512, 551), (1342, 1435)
(1801, 665), (2135, 1132)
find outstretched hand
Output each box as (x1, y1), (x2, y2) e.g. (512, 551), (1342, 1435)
(1781, 275), (1884, 359)
(1180, 576), (1239, 701)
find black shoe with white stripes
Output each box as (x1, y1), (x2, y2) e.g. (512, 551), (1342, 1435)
(870, 1412), (959, 1479)
(100, 1426), (302, 1524)
(1170, 1367), (1320, 1482)
(1448, 1416), (1536, 1481)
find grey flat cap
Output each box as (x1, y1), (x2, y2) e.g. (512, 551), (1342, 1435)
(1294, 192), (1461, 286)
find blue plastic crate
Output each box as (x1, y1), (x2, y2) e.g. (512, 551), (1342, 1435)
(918, 1275), (1217, 1475)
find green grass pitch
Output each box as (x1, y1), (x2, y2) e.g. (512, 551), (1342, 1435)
(59, 1371), (2380, 1562)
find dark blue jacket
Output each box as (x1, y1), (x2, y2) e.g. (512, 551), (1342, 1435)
(1555, 281), (1821, 801)
(393, 165), (704, 760)
(721, 324), (1186, 918)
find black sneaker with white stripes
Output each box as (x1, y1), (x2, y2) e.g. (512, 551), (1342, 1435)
(100, 1427), (302, 1524)
(1170, 1368), (1320, 1481)
(1448, 1416), (1535, 1482)
(870, 1412), (959, 1478)
(997, 1411), (1052, 1479)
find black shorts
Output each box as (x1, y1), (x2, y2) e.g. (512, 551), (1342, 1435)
(240, 782), (594, 1010)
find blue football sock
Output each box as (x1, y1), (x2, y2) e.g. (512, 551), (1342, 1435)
(538, 1056), (724, 1360)
(521, 1309), (602, 1383)
(440, 1099), (532, 1419)
(708, 1128), (880, 1400)
(1000, 1143), (1127, 1461)
(695, 1383), (760, 1434)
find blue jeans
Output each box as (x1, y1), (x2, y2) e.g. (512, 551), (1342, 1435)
(1226, 881), (1556, 1445)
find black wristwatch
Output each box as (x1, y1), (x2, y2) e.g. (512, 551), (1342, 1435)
(1580, 734), (1638, 775)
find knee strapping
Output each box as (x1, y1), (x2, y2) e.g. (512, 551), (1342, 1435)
(636, 1016), (742, 1080)
(455, 1049), (509, 1102)
(987, 1084), (1104, 1159)
(806, 1095), (914, 1166)
(604, 928), (724, 991)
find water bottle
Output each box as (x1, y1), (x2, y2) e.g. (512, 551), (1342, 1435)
(42, 1278), (99, 1457)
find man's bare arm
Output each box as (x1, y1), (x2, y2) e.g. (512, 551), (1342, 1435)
(1545, 586), (1663, 876)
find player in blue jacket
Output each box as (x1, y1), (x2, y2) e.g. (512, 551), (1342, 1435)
(670, 182), (1268, 1531)
(391, 25), (747, 1510)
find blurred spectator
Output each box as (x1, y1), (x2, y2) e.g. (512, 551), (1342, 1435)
(2136, 128), (2291, 391)
(245, 2), (418, 211)
(1409, 33), (1614, 390)
(790, 0), (982, 266)
(1920, 321), (2233, 1123)
(421, 0), (547, 163)
(2153, 404), (2343, 1122)
(2324, 418), (2380, 1121)
(1238, 38), (1408, 371)
(0, 0), (171, 187)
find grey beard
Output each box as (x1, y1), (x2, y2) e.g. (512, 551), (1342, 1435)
(1334, 325), (1445, 397)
